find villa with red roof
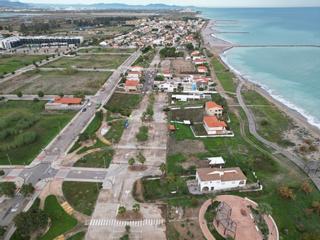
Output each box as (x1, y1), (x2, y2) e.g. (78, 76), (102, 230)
(203, 116), (227, 135)
(205, 101), (223, 117)
(125, 80), (139, 92)
(194, 58), (208, 65)
(197, 66), (208, 73)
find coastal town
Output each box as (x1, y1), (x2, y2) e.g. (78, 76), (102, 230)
(0, 3), (320, 240)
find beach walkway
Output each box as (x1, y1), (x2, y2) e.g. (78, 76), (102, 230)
(236, 81), (320, 191)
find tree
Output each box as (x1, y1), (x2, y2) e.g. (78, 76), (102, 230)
(125, 225), (130, 233)
(128, 158), (135, 166)
(0, 226), (6, 238)
(0, 182), (16, 197)
(59, 92), (64, 98)
(14, 207), (48, 238)
(0, 170), (5, 176)
(185, 43), (194, 51)
(132, 203), (140, 212)
(118, 206), (126, 215)
(17, 91), (23, 98)
(257, 202), (273, 216)
(21, 183), (35, 197)
(37, 91), (44, 98)
(137, 152), (146, 165)
(159, 163), (166, 177)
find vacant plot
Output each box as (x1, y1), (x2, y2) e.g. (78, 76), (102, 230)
(0, 70), (111, 95)
(0, 55), (47, 76)
(172, 59), (195, 75)
(0, 101), (74, 165)
(105, 93), (142, 116)
(62, 182), (102, 216)
(74, 148), (114, 168)
(45, 54), (128, 69)
(78, 47), (135, 54)
(40, 195), (77, 240)
(170, 108), (203, 123)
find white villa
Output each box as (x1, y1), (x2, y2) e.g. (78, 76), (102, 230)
(205, 101), (223, 117)
(203, 116), (227, 135)
(196, 167), (247, 192)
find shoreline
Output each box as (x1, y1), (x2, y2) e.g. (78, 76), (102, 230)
(202, 19), (320, 139)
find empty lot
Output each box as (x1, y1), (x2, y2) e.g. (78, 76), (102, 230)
(45, 54), (128, 69)
(0, 69), (112, 95)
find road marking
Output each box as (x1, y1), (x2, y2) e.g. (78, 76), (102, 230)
(87, 218), (164, 227)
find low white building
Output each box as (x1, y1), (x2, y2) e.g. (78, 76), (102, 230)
(196, 167), (247, 192)
(207, 157), (225, 168)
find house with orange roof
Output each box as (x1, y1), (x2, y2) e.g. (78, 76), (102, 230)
(191, 50), (200, 56)
(205, 101), (223, 117)
(194, 58), (208, 65)
(125, 80), (139, 92)
(203, 116), (227, 135)
(45, 97), (83, 110)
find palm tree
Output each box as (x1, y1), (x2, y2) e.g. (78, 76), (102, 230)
(137, 152), (146, 165)
(118, 206), (126, 215)
(132, 203), (140, 212)
(128, 158), (135, 166)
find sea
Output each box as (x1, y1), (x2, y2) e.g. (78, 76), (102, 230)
(199, 7), (320, 129)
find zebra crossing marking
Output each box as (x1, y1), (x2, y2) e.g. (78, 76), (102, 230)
(87, 218), (164, 227)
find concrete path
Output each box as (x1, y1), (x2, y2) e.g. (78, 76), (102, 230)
(86, 93), (168, 240)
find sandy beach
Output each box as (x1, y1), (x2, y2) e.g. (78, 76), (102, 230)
(202, 19), (320, 161)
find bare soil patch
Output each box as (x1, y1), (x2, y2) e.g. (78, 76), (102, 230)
(172, 59), (195, 75)
(168, 138), (206, 155)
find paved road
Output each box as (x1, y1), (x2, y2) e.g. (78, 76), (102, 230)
(0, 50), (142, 237)
(142, 48), (161, 92)
(236, 81), (320, 190)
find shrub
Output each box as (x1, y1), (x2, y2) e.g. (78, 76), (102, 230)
(278, 186), (295, 200)
(136, 126), (148, 142)
(301, 181), (313, 194)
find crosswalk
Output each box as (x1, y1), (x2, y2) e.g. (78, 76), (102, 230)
(87, 218), (164, 227)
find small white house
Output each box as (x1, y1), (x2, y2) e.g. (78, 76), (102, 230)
(207, 157), (225, 168)
(196, 167), (247, 192)
(205, 101), (223, 117)
(127, 71), (141, 80)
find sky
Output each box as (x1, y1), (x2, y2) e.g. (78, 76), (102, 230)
(20, 0), (320, 8)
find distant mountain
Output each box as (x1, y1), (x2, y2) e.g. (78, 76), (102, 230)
(27, 2), (186, 10)
(0, 0), (29, 8)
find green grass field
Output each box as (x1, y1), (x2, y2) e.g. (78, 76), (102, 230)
(104, 119), (126, 143)
(62, 182), (102, 216)
(0, 101), (74, 165)
(0, 55), (47, 76)
(46, 54), (128, 69)
(74, 148), (114, 168)
(78, 48), (136, 54)
(212, 57), (237, 93)
(105, 93), (142, 116)
(243, 90), (294, 146)
(39, 195), (77, 240)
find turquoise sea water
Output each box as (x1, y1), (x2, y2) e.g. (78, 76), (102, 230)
(200, 8), (320, 129)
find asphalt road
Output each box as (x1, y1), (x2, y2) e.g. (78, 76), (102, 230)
(0, 50), (142, 234)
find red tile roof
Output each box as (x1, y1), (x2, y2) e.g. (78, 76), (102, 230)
(206, 101), (223, 110)
(203, 116), (227, 128)
(125, 80), (139, 87)
(54, 97), (82, 105)
(197, 66), (208, 72)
